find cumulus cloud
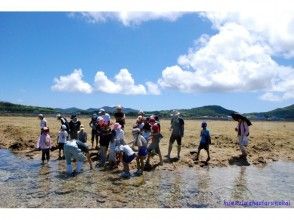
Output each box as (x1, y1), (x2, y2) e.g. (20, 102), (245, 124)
(94, 69), (147, 95)
(78, 12), (186, 26)
(146, 81), (161, 95)
(158, 12), (294, 101)
(51, 69), (93, 94)
(203, 11), (294, 58)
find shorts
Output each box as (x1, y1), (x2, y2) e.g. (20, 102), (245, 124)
(239, 136), (249, 146)
(148, 143), (161, 154)
(58, 143), (65, 150)
(169, 135), (182, 146)
(198, 143), (209, 151)
(123, 153), (136, 164)
(138, 146), (148, 157)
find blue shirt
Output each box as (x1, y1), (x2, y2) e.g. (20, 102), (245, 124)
(200, 129), (211, 145)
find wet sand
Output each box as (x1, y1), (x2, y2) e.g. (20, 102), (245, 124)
(0, 149), (293, 208)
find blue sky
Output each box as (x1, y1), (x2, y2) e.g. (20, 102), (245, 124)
(0, 12), (293, 113)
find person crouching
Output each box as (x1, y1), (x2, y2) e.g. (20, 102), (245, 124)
(115, 145), (136, 179)
(63, 140), (87, 176)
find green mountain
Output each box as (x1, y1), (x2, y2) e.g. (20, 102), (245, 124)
(245, 104), (294, 120)
(145, 105), (235, 118)
(0, 101), (293, 120)
(0, 101), (56, 114)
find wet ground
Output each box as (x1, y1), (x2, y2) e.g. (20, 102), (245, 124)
(0, 149), (293, 208)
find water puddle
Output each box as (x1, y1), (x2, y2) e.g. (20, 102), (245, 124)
(0, 149), (293, 208)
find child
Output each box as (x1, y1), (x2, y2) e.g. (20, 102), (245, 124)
(78, 124), (87, 143)
(146, 124), (163, 166)
(89, 113), (99, 149)
(57, 124), (68, 160)
(108, 123), (125, 168)
(142, 117), (151, 142)
(38, 114), (47, 133)
(130, 128), (147, 176)
(195, 122), (211, 163)
(115, 145), (136, 179)
(97, 119), (112, 167)
(37, 127), (52, 164)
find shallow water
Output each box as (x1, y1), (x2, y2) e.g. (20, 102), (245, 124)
(0, 149), (293, 208)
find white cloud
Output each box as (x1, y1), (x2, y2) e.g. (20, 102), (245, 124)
(146, 81), (161, 95)
(158, 12), (294, 101)
(260, 92), (282, 102)
(78, 12), (186, 26)
(203, 11), (294, 58)
(94, 69), (147, 95)
(51, 69), (93, 94)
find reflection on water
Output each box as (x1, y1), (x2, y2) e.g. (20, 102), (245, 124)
(0, 149), (293, 208)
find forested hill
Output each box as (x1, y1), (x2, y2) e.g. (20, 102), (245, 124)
(0, 101), (293, 120)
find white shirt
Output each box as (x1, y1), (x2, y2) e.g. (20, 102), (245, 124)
(102, 113), (111, 124)
(58, 130), (68, 144)
(119, 145), (135, 156)
(40, 118), (47, 129)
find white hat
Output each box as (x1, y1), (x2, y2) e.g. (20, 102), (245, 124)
(61, 125), (67, 130)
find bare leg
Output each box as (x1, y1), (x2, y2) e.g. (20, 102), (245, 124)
(140, 157), (144, 171)
(206, 149), (210, 162)
(136, 156), (140, 170)
(123, 162), (129, 172)
(177, 145), (181, 159)
(167, 143), (172, 158)
(195, 149), (200, 161)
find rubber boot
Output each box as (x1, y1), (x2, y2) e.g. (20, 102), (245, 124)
(77, 161), (83, 173)
(66, 164), (73, 174)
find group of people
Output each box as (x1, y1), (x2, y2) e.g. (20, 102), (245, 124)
(36, 106), (251, 178)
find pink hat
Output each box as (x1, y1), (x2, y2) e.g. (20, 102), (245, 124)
(113, 122), (121, 130)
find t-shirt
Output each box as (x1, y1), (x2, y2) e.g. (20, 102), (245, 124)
(60, 117), (69, 130)
(114, 112), (125, 125)
(89, 117), (98, 130)
(142, 122), (151, 132)
(78, 131), (87, 143)
(134, 134), (147, 147)
(69, 120), (81, 139)
(118, 145), (135, 156)
(40, 118), (47, 129)
(171, 117), (184, 136)
(99, 124), (112, 146)
(102, 113), (111, 124)
(58, 130), (68, 144)
(114, 128), (125, 145)
(200, 129), (211, 145)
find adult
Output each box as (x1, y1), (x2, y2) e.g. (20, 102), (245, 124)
(232, 113), (252, 159)
(89, 113), (99, 149)
(114, 105), (126, 129)
(166, 111), (184, 160)
(68, 114), (81, 140)
(56, 114), (69, 131)
(64, 140), (92, 176)
(99, 108), (111, 125)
